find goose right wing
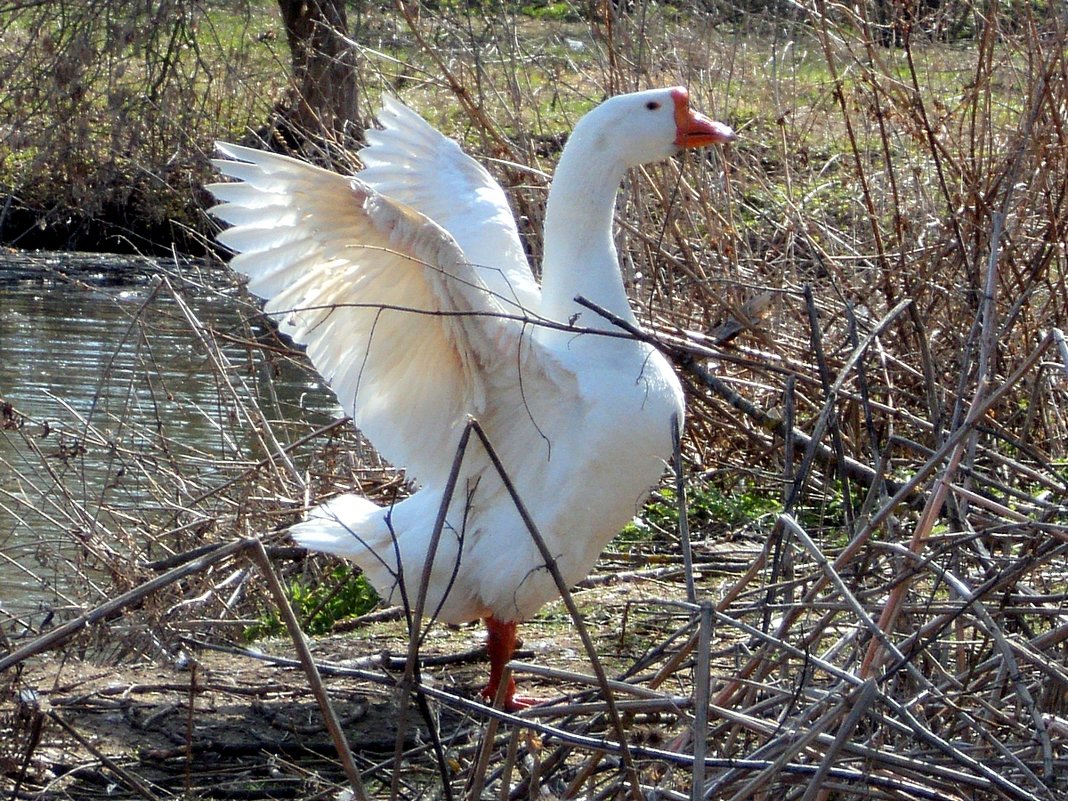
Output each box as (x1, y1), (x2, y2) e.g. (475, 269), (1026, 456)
(360, 97), (541, 314)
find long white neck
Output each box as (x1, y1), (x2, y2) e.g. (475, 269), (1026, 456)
(537, 132), (638, 345)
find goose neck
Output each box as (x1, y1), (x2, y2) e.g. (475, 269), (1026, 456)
(539, 147), (636, 337)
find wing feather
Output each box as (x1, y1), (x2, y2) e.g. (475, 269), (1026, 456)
(208, 142), (572, 488)
(360, 97), (541, 313)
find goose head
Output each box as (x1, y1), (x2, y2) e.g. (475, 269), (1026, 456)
(570, 86), (736, 169)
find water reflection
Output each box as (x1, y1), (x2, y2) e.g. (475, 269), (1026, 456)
(0, 255), (343, 628)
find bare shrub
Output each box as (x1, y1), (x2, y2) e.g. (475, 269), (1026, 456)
(2, 1), (1067, 799)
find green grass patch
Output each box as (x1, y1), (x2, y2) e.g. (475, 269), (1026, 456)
(520, 2), (583, 22)
(245, 565), (379, 640)
(618, 482), (780, 550)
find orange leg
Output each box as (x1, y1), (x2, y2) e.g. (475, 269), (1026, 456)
(482, 616), (535, 711)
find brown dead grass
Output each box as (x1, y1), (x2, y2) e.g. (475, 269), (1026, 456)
(2, 1), (1068, 799)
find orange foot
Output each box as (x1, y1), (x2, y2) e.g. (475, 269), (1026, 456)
(480, 683), (538, 712)
(481, 616), (538, 712)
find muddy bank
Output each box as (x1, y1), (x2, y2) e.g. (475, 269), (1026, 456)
(0, 191), (214, 257)
(5, 645), (425, 799)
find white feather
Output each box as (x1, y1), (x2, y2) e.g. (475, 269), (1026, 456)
(206, 88), (735, 629)
(360, 96), (540, 313)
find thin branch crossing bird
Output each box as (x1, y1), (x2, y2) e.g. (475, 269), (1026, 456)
(209, 87), (735, 711)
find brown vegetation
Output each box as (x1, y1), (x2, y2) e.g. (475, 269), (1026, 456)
(2, 1), (1068, 799)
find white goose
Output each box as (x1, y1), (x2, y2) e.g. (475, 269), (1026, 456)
(209, 87), (734, 709)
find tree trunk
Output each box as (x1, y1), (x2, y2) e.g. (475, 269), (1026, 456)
(275, 0), (361, 148)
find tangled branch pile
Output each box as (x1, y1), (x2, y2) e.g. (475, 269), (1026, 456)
(2, 1), (1067, 799)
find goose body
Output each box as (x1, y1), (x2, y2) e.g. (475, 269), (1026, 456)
(209, 88), (734, 708)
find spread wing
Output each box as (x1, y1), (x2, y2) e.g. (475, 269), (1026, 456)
(208, 142), (572, 489)
(359, 97), (541, 314)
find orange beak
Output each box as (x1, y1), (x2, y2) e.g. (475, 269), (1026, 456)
(672, 87), (736, 148)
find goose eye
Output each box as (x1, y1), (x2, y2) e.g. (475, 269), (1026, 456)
(645, 101), (661, 111)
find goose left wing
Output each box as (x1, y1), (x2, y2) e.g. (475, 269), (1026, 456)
(208, 142), (574, 490)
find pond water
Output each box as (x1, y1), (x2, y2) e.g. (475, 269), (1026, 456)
(0, 253), (343, 630)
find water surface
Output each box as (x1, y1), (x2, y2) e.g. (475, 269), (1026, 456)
(0, 254), (342, 630)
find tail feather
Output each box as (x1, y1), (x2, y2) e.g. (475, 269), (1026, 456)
(290, 495), (402, 605)
(290, 490), (481, 624)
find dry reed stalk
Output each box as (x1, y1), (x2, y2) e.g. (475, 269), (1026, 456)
(0, 538), (254, 673)
(5, 3), (1068, 799)
(47, 710), (164, 801)
(248, 539), (369, 801)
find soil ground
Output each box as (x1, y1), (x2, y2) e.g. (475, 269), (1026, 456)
(4, 546), (754, 799)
